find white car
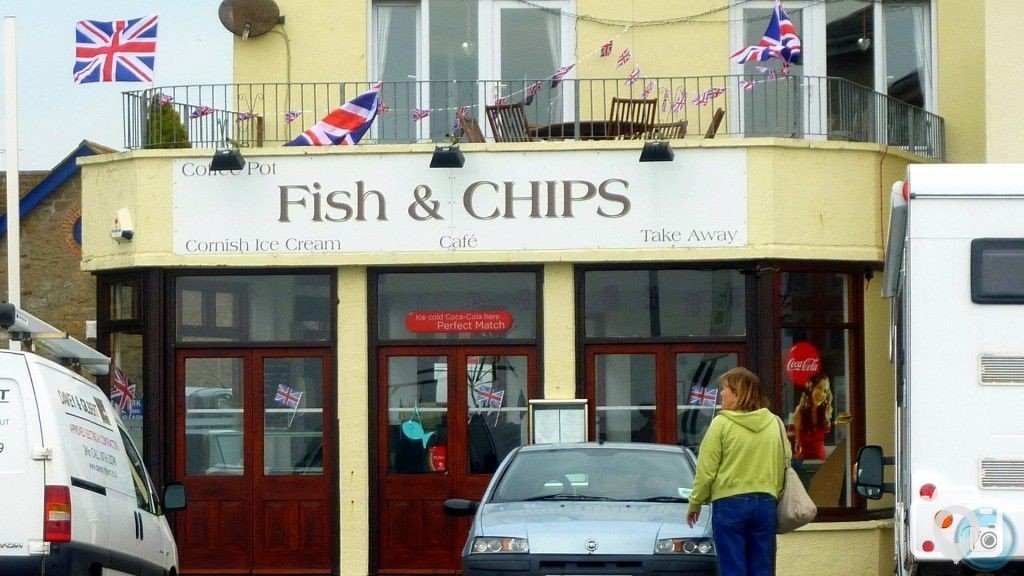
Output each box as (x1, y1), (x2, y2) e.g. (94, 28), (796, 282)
(444, 442), (716, 576)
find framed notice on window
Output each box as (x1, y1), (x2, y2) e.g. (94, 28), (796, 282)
(528, 399), (588, 444)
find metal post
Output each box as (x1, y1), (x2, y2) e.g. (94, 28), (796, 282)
(4, 16), (21, 350)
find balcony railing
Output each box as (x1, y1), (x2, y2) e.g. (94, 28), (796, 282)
(123, 75), (945, 161)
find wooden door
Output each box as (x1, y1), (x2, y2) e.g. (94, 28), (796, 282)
(175, 349), (335, 575)
(376, 346), (536, 574)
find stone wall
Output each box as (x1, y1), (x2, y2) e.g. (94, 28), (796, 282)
(0, 171), (97, 345)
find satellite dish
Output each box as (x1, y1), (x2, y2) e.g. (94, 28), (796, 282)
(218, 0), (281, 40)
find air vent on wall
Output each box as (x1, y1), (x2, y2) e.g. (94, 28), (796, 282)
(979, 354), (1024, 386)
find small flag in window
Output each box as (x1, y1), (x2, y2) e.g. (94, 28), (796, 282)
(274, 383), (302, 409)
(689, 386), (718, 407)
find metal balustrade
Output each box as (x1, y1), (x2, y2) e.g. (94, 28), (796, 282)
(123, 75), (944, 161)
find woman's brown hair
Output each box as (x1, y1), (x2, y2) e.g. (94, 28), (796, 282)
(719, 367), (765, 412)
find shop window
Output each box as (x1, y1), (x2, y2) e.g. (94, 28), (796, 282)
(584, 269), (746, 338)
(778, 271), (858, 511)
(108, 279), (139, 321)
(175, 274), (331, 343)
(110, 332), (145, 451)
(377, 271), (537, 341)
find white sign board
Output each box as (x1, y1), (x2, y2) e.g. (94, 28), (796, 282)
(530, 399), (588, 444)
(173, 149), (747, 255)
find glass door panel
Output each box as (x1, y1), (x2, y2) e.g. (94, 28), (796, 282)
(185, 357), (244, 475)
(262, 357), (324, 475)
(387, 355), (449, 474)
(594, 354), (657, 443)
(675, 353), (738, 452)
(465, 354), (529, 474)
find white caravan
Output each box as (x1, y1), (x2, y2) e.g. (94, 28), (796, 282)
(0, 304), (186, 576)
(855, 164), (1024, 575)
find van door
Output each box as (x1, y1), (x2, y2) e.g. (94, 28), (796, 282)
(0, 353), (45, 560)
(118, 426), (173, 571)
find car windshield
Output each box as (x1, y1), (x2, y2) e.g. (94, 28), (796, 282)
(489, 446), (695, 503)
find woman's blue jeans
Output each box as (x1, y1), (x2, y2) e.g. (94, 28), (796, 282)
(711, 493), (777, 576)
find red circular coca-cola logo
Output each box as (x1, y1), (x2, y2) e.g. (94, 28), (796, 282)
(785, 342), (821, 387)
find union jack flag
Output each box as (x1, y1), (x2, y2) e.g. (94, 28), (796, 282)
(692, 87), (726, 107)
(412, 108), (430, 121)
(741, 79), (760, 91)
(274, 384), (302, 409)
(617, 48), (632, 67)
(157, 93), (173, 106)
(625, 65), (641, 86)
(672, 89), (687, 112)
(600, 40), (614, 57)
(757, 66), (778, 81)
(524, 80), (543, 105)
(551, 63), (574, 88)
(689, 386), (718, 407)
(494, 95), (509, 106)
(474, 385), (505, 409)
(74, 14), (159, 84)
(661, 87), (671, 112)
(377, 102), (391, 115)
(456, 105), (470, 119)
(641, 80), (655, 99)
(285, 83), (383, 146)
(730, 0), (801, 68)
(236, 111), (256, 121)
(284, 110), (302, 123)
(189, 106), (213, 119)
(109, 367), (136, 415)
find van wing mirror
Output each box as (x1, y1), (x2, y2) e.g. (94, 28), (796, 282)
(854, 445), (894, 500)
(163, 481), (187, 511)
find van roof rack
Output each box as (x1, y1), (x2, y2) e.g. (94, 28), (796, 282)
(0, 302), (110, 376)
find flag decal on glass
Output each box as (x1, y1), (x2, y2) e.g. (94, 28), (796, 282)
(74, 14), (159, 84)
(109, 367), (136, 415)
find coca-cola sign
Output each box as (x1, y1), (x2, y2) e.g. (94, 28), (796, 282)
(785, 342), (821, 387)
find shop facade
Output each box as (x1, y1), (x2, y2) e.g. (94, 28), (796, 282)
(81, 143), (910, 575)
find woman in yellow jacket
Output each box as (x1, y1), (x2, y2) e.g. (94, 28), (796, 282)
(686, 367), (787, 576)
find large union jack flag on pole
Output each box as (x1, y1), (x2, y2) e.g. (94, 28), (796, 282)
(285, 83), (382, 146)
(730, 0), (801, 71)
(74, 14), (159, 84)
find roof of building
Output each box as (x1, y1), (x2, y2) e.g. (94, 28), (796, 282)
(0, 140), (117, 237)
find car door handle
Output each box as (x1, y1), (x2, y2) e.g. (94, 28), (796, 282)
(134, 511), (144, 540)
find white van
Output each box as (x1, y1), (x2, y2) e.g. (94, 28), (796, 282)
(0, 348), (186, 576)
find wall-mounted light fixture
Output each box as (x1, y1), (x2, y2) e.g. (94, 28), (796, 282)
(430, 145), (465, 168)
(639, 141), (674, 162)
(210, 147), (246, 171)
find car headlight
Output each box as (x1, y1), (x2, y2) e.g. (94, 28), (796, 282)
(655, 538), (715, 555)
(471, 537), (530, 554)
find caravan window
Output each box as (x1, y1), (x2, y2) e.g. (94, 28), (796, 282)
(971, 239), (1024, 304)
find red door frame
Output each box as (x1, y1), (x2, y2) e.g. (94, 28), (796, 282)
(374, 345), (537, 574)
(174, 348), (336, 575)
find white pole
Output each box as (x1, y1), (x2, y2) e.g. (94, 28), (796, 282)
(4, 17), (21, 350)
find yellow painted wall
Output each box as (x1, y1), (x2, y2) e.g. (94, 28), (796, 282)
(984, 0), (1024, 162)
(543, 263), (577, 399)
(936, 1), (986, 162)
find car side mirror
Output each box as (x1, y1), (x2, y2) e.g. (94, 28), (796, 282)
(163, 481), (187, 511)
(443, 498), (478, 516)
(854, 445), (893, 500)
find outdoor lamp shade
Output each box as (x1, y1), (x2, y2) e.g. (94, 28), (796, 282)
(639, 141), (674, 162)
(430, 145), (465, 168)
(210, 148), (246, 171)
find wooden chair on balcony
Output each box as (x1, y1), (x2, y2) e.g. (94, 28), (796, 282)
(607, 97), (657, 140)
(485, 102), (534, 142)
(457, 115), (486, 143)
(704, 107), (725, 139)
(651, 120), (688, 140)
